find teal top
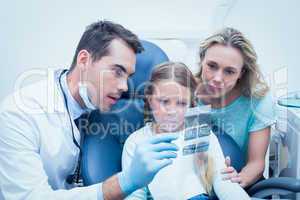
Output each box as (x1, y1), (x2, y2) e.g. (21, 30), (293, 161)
(197, 94), (276, 157)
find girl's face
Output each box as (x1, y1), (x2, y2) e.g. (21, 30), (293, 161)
(148, 80), (191, 133)
(200, 44), (244, 98)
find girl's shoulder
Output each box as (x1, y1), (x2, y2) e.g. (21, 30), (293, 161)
(208, 131), (220, 146)
(125, 123), (154, 145)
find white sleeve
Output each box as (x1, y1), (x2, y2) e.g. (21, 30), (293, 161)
(0, 110), (101, 200)
(210, 134), (250, 200)
(122, 134), (147, 200)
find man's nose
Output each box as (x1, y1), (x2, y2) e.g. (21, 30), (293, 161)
(118, 78), (128, 92)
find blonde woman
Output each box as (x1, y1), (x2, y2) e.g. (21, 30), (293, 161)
(196, 27), (276, 189)
(122, 62), (250, 200)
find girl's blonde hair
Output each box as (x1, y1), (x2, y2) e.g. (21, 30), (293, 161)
(196, 27), (269, 98)
(144, 61), (214, 194)
(194, 153), (214, 195)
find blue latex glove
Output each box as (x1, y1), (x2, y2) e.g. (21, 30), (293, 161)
(118, 133), (179, 196)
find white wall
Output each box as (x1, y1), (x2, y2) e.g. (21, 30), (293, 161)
(0, 0), (225, 99)
(1, 0), (298, 100)
(221, 0), (300, 98)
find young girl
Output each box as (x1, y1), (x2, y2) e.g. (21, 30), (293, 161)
(122, 62), (250, 200)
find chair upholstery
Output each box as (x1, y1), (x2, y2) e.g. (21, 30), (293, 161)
(212, 125), (246, 172)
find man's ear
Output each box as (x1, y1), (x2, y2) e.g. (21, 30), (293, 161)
(146, 95), (152, 107)
(77, 50), (91, 72)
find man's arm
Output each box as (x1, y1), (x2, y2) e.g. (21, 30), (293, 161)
(102, 133), (180, 199)
(0, 108), (178, 200)
(0, 109), (103, 200)
(102, 175), (124, 200)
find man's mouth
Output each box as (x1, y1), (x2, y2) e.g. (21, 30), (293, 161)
(107, 95), (120, 104)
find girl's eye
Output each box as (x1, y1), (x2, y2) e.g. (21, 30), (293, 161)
(158, 99), (169, 105)
(177, 101), (187, 107)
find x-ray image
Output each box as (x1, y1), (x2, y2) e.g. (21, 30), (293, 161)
(182, 106), (211, 156)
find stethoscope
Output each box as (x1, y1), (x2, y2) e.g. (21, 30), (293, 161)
(58, 69), (83, 184)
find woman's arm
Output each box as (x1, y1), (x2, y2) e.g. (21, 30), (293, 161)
(238, 127), (270, 187)
(223, 127), (270, 188)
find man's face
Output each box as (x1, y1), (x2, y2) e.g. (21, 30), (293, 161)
(82, 39), (136, 112)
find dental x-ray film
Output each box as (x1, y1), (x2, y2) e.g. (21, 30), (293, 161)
(182, 106), (211, 156)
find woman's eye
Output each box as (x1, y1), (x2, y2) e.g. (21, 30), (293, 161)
(208, 63), (217, 70)
(224, 69), (235, 75)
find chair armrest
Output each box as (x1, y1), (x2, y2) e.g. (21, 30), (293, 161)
(248, 177), (300, 198)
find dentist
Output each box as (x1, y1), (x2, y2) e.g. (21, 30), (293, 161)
(0, 21), (178, 200)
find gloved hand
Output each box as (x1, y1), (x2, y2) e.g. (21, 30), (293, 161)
(118, 133), (179, 196)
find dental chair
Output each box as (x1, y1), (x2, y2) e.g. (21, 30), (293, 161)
(81, 40), (169, 185)
(213, 125), (300, 199)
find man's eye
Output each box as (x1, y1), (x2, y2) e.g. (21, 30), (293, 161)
(114, 68), (124, 77)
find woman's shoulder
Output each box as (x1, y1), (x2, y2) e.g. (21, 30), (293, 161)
(241, 92), (274, 105)
(224, 93), (274, 113)
(239, 93), (275, 119)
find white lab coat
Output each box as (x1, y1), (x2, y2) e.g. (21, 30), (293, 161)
(0, 69), (101, 200)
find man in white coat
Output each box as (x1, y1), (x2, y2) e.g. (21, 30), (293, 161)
(0, 21), (179, 200)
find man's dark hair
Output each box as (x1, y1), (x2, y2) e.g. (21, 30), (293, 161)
(70, 20), (144, 71)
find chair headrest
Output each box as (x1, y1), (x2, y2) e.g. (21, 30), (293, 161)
(122, 40), (169, 99)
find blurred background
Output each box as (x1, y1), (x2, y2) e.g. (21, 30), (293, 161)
(0, 0), (299, 99)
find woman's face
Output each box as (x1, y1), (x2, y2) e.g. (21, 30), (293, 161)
(148, 80), (191, 133)
(200, 44), (244, 98)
